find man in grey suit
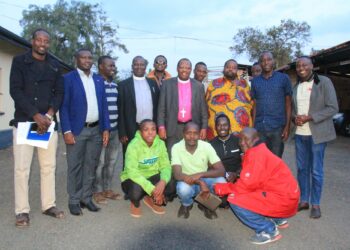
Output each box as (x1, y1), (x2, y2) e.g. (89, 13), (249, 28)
(158, 58), (208, 154)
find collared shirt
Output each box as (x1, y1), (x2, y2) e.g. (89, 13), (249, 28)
(210, 134), (242, 173)
(251, 71), (292, 131)
(295, 80), (313, 135)
(171, 139), (220, 175)
(133, 75), (153, 123)
(77, 68), (99, 123)
(102, 77), (118, 131)
(177, 78), (192, 122)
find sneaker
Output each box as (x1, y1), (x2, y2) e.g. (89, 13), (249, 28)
(250, 229), (282, 245)
(130, 203), (142, 218)
(274, 219), (289, 229)
(143, 196), (165, 215)
(15, 213), (30, 228)
(93, 192), (108, 205)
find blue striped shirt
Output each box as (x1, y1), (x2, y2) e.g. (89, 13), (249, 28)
(251, 71), (292, 131)
(104, 80), (118, 131)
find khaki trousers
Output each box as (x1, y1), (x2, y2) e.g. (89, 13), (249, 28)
(13, 128), (58, 214)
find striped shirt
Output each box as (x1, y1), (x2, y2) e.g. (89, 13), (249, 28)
(104, 79), (118, 131)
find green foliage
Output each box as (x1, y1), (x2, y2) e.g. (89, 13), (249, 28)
(20, 0), (128, 66)
(230, 19), (311, 67)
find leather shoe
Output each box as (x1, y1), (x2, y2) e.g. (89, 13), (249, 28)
(177, 204), (193, 219)
(298, 202), (309, 212)
(198, 204), (218, 220)
(69, 204), (83, 216)
(310, 206), (321, 219)
(80, 201), (100, 212)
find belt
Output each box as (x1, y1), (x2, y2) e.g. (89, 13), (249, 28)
(84, 121), (99, 128)
(177, 120), (192, 125)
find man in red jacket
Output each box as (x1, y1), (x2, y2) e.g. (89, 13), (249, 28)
(215, 127), (299, 245)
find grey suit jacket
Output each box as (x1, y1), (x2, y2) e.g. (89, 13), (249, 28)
(157, 77), (208, 137)
(292, 74), (338, 144)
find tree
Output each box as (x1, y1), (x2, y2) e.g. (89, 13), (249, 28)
(230, 19), (311, 67)
(20, 0), (128, 66)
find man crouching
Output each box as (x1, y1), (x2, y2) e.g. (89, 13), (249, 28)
(215, 127), (299, 245)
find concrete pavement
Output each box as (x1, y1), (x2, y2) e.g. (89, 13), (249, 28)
(0, 135), (349, 250)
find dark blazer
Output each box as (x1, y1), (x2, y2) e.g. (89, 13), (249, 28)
(9, 50), (63, 127)
(157, 77), (208, 137)
(117, 77), (159, 140)
(59, 70), (110, 136)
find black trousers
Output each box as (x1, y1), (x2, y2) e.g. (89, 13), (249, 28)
(121, 174), (176, 207)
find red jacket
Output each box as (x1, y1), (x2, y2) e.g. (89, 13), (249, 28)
(215, 143), (299, 218)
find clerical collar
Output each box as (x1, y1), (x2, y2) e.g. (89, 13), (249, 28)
(133, 75), (146, 80)
(177, 78), (190, 84)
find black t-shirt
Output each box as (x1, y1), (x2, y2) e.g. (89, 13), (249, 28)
(210, 134), (242, 173)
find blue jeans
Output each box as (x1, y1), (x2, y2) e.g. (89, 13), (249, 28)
(230, 204), (284, 234)
(176, 177), (226, 207)
(259, 127), (284, 157)
(295, 135), (327, 205)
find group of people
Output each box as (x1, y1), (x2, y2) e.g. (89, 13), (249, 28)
(9, 28), (338, 245)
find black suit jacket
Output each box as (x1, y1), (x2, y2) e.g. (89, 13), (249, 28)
(118, 76), (159, 140)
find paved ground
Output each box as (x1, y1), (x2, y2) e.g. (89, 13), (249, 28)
(0, 135), (349, 250)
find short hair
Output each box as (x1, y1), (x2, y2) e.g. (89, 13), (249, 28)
(195, 62), (207, 68)
(154, 55), (167, 64)
(183, 121), (199, 133)
(215, 113), (231, 127)
(32, 28), (50, 39)
(74, 48), (92, 58)
(177, 58), (192, 68)
(224, 59), (238, 68)
(98, 55), (113, 66)
(297, 55), (313, 64)
(258, 51), (274, 63)
(252, 62), (260, 66)
(139, 119), (155, 130)
(132, 56), (148, 67)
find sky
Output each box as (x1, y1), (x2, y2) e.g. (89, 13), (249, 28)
(0, 0), (349, 77)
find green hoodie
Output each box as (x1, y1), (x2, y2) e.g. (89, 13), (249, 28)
(120, 131), (171, 195)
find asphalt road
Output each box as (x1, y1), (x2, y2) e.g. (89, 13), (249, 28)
(0, 135), (349, 250)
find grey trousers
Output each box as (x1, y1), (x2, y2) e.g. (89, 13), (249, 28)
(66, 126), (102, 204)
(94, 130), (123, 193)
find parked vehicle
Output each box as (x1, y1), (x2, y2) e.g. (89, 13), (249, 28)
(333, 112), (350, 137)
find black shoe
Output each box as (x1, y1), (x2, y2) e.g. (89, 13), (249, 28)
(298, 202), (310, 212)
(69, 204), (83, 216)
(80, 201), (100, 212)
(198, 204), (218, 220)
(310, 206), (321, 219)
(177, 204), (193, 219)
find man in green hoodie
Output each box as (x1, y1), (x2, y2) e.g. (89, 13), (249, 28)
(120, 119), (176, 218)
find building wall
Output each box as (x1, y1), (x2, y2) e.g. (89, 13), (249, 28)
(0, 40), (27, 148)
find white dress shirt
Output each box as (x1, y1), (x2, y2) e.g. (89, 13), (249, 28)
(77, 68), (99, 123)
(133, 75), (153, 123)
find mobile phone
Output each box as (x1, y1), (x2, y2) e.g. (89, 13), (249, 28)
(30, 123), (38, 131)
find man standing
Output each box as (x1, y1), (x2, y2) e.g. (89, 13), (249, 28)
(172, 122), (226, 219)
(10, 28), (64, 227)
(215, 128), (299, 245)
(147, 55), (171, 87)
(193, 62), (209, 91)
(293, 56), (338, 219)
(206, 59), (253, 140)
(251, 51), (292, 157)
(60, 49), (110, 216)
(158, 58), (208, 154)
(118, 56), (159, 149)
(93, 56), (123, 204)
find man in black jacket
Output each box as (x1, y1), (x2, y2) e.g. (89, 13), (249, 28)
(9, 28), (65, 227)
(118, 56), (159, 151)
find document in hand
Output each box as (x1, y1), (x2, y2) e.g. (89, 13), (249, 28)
(16, 122), (55, 149)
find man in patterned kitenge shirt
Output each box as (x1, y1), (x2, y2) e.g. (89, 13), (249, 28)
(206, 59), (254, 140)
